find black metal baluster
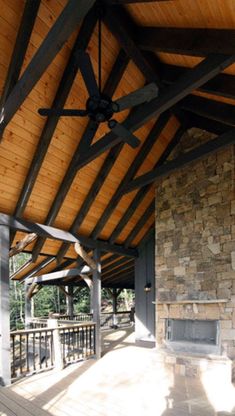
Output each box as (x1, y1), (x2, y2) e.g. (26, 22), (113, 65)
(26, 333), (29, 372)
(39, 331), (42, 369)
(19, 334), (23, 375)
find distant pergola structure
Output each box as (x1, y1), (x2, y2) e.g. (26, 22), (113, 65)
(0, 0), (235, 385)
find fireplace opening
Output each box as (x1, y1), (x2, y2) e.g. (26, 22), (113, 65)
(166, 319), (219, 345)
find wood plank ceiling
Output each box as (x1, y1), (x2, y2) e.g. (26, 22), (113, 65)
(1, 0), (235, 289)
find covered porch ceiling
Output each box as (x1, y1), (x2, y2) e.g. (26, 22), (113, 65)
(1, 0), (235, 288)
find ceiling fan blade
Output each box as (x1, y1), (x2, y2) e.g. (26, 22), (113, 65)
(77, 51), (99, 97)
(114, 82), (159, 112)
(38, 108), (88, 117)
(109, 119), (140, 148)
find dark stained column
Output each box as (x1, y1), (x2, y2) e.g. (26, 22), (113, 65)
(92, 249), (101, 359)
(0, 225), (11, 385)
(67, 286), (74, 320)
(25, 282), (32, 329)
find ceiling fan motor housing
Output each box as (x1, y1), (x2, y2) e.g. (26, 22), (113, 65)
(86, 94), (119, 122)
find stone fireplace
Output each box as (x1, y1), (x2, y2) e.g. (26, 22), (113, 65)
(155, 130), (235, 379)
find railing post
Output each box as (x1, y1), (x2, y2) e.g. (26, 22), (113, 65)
(0, 225), (11, 385)
(112, 288), (118, 328)
(47, 319), (64, 370)
(92, 249), (101, 359)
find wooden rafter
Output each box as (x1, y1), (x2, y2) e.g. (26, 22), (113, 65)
(0, 0), (40, 111)
(0, 0), (96, 137)
(104, 5), (161, 85)
(180, 95), (235, 127)
(136, 27), (235, 57)
(162, 64), (235, 100)
(185, 113), (231, 136)
(123, 127), (235, 193)
(124, 200), (155, 247)
(109, 125), (186, 243)
(16, 257), (56, 282)
(90, 111), (171, 240)
(13, 5), (98, 224)
(32, 49), (130, 261)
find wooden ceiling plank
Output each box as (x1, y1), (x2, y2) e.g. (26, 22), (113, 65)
(90, 111), (171, 240)
(180, 95), (235, 127)
(123, 127), (235, 194)
(33, 50), (130, 262)
(0, 0), (96, 137)
(162, 64), (235, 101)
(110, 125), (185, 243)
(0, 213), (138, 258)
(104, 5), (161, 86)
(136, 27), (235, 57)
(124, 199), (155, 247)
(0, 0), (41, 110)
(13, 6), (98, 221)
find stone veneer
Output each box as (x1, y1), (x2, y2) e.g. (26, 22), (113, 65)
(155, 130), (235, 361)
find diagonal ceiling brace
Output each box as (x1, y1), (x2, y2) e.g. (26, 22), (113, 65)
(0, 0), (96, 138)
(122, 127), (235, 194)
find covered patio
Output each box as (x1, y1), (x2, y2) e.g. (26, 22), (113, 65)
(1, 328), (235, 416)
(0, 0), (235, 414)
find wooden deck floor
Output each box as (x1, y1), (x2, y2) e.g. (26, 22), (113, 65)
(1, 327), (235, 416)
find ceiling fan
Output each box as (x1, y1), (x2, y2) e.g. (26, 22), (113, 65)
(38, 9), (158, 148)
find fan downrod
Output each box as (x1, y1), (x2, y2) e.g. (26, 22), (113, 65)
(86, 94), (119, 123)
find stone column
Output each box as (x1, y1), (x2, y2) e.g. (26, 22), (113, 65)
(0, 225), (11, 385)
(92, 249), (101, 359)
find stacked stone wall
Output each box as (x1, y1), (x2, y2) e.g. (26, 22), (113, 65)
(155, 142), (235, 358)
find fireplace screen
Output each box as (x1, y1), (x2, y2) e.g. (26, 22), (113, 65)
(166, 319), (218, 345)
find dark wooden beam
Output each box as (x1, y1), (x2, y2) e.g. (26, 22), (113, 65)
(13, 6), (98, 220)
(136, 27), (235, 57)
(104, 5), (161, 85)
(102, 267), (135, 284)
(90, 112), (171, 240)
(109, 125), (185, 243)
(124, 200), (155, 247)
(162, 64), (235, 100)
(185, 112), (231, 136)
(0, 0), (40, 110)
(0, 0), (96, 137)
(180, 95), (235, 127)
(118, 54), (235, 133)
(32, 49), (130, 261)
(123, 127), (235, 193)
(0, 213), (138, 258)
(106, 0), (171, 3)
(26, 266), (91, 284)
(57, 143), (124, 263)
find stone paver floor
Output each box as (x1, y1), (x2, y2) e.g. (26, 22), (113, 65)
(0, 327), (235, 416)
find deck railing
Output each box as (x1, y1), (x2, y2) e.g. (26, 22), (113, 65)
(10, 322), (95, 380)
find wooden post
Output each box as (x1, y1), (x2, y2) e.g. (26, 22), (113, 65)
(25, 282), (32, 329)
(92, 249), (101, 359)
(66, 286), (74, 319)
(113, 288), (118, 328)
(0, 225), (11, 385)
(47, 319), (64, 370)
